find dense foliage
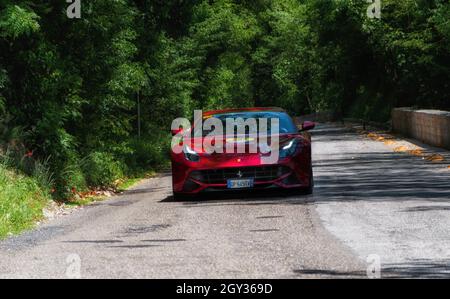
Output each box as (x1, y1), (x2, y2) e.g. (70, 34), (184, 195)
(0, 163), (48, 237)
(0, 0), (449, 199)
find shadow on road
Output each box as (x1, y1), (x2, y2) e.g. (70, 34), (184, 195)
(122, 186), (168, 195)
(294, 259), (450, 278)
(159, 189), (313, 207)
(312, 124), (450, 204)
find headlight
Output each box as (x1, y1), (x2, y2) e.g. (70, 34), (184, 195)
(279, 139), (299, 159)
(183, 145), (200, 162)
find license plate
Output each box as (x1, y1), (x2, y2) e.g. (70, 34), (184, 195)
(227, 179), (254, 189)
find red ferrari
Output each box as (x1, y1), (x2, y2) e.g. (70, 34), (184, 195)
(170, 107), (315, 199)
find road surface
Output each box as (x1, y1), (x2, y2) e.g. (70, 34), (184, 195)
(0, 124), (449, 278)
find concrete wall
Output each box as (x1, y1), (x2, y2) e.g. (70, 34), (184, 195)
(392, 108), (450, 150)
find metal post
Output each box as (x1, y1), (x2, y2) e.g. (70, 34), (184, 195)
(137, 91), (141, 139)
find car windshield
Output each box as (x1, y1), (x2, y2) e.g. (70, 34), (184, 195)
(197, 111), (298, 137)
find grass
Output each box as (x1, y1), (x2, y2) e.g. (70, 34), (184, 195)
(63, 195), (107, 207)
(116, 170), (157, 192)
(0, 164), (50, 239)
(0, 161), (160, 239)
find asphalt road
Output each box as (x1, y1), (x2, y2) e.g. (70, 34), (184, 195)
(0, 123), (449, 278)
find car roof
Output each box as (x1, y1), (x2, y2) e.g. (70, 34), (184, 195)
(203, 107), (285, 117)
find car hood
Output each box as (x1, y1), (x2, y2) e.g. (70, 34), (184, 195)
(185, 134), (298, 154)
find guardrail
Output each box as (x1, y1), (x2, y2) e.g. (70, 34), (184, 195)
(342, 118), (391, 131)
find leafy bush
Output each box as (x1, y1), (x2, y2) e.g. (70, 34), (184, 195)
(52, 161), (88, 199)
(0, 143), (54, 193)
(0, 5), (40, 39)
(125, 133), (170, 175)
(350, 89), (392, 123)
(83, 152), (124, 188)
(0, 164), (49, 238)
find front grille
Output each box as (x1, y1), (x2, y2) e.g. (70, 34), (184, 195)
(182, 179), (200, 192)
(190, 166), (291, 184)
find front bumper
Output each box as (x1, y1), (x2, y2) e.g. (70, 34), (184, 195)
(172, 161), (311, 194)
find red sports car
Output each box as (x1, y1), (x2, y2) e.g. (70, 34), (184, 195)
(170, 107), (315, 199)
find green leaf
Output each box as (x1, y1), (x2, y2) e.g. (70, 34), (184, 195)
(0, 5), (40, 39)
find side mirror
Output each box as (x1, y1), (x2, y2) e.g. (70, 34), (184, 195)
(300, 121), (315, 132)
